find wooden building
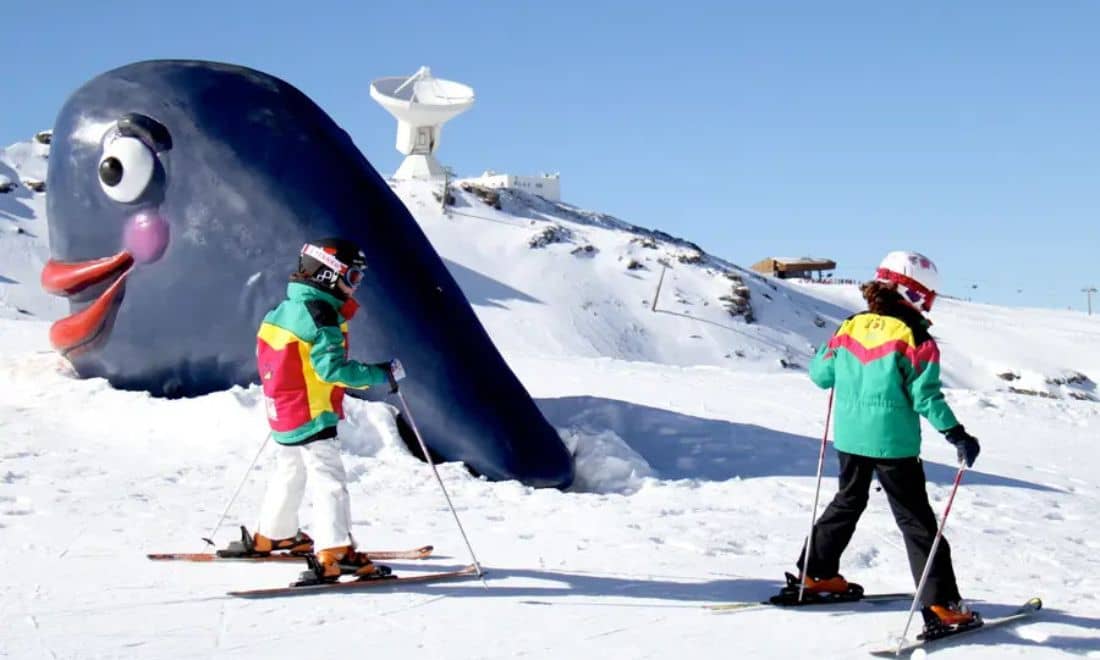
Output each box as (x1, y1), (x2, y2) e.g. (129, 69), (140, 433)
(751, 257), (837, 280)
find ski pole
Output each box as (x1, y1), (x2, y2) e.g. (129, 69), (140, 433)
(201, 432), (271, 550)
(797, 388), (834, 603)
(395, 390), (486, 584)
(894, 464), (967, 655)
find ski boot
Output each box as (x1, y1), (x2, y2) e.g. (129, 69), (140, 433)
(216, 525), (313, 558)
(920, 601), (983, 640)
(802, 574), (852, 595)
(769, 572), (864, 605)
(293, 546), (393, 586)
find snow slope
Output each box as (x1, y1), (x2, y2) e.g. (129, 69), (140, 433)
(0, 138), (62, 320)
(1, 138), (1099, 658)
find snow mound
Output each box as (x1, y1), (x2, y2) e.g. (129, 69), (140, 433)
(339, 399), (408, 457)
(560, 427), (655, 494)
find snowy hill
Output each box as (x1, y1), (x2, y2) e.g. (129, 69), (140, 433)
(2, 136), (1099, 658)
(0, 136), (63, 320)
(402, 177), (1100, 401)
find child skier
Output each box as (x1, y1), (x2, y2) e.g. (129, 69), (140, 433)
(791, 251), (982, 635)
(223, 238), (404, 582)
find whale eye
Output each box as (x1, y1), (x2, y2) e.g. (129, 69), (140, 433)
(99, 158), (123, 186)
(98, 136), (155, 203)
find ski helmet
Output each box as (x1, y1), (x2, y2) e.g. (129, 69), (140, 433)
(297, 238), (366, 296)
(875, 251), (940, 312)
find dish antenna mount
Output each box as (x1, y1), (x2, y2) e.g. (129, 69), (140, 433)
(370, 66), (475, 180)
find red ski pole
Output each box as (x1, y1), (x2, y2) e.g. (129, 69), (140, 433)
(797, 388), (834, 603)
(894, 464), (967, 654)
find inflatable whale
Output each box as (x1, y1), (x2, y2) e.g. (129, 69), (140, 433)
(41, 60), (573, 488)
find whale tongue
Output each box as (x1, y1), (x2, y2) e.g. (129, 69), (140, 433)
(41, 252), (134, 295)
(48, 266), (132, 355)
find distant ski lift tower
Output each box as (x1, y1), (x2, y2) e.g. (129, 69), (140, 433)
(370, 66), (475, 180)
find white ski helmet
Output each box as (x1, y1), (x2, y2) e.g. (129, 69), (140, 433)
(875, 251), (940, 312)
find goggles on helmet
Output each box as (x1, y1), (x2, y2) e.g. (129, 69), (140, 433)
(876, 268), (937, 312)
(343, 266), (365, 289)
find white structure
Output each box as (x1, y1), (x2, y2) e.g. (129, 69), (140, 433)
(370, 66), (475, 180)
(466, 170), (562, 201)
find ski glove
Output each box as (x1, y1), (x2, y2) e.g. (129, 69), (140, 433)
(386, 358), (406, 393)
(943, 425), (980, 468)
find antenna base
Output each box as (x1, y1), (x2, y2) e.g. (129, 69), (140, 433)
(394, 154), (447, 181)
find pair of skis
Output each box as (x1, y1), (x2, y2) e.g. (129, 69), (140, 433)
(706, 590), (912, 614)
(154, 544), (1040, 651)
(706, 590), (1043, 657)
(147, 544), (435, 563)
(148, 543), (481, 598)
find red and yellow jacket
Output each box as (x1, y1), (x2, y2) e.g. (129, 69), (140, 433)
(257, 282), (390, 445)
(809, 311), (958, 458)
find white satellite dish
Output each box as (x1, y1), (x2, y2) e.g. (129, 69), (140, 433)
(370, 66), (475, 180)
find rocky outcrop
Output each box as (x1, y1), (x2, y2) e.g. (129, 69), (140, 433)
(460, 182), (501, 209)
(718, 271), (755, 323)
(529, 224), (572, 249)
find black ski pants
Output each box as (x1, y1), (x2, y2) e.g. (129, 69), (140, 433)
(797, 451), (961, 606)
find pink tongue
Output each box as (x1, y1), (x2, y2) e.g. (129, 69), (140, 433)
(49, 268), (131, 355)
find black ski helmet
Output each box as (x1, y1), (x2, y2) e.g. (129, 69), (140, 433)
(297, 237), (366, 297)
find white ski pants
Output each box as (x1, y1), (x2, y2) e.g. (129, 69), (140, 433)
(257, 439), (355, 551)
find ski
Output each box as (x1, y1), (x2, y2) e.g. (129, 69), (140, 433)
(708, 592), (913, 614)
(147, 544), (434, 562)
(227, 563), (481, 599)
(868, 597), (1042, 657)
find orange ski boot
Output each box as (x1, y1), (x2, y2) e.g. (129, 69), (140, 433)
(802, 574), (851, 595)
(922, 600), (981, 637)
(252, 530), (313, 555)
(217, 525), (313, 557)
(312, 546), (392, 582)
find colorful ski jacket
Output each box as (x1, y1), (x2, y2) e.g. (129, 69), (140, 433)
(257, 282), (390, 445)
(809, 312), (958, 459)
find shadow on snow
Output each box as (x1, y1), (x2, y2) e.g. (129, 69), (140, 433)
(538, 396), (1063, 492)
(443, 258), (542, 309)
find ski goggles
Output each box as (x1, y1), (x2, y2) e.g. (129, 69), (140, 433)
(343, 266), (365, 289)
(876, 268), (937, 312)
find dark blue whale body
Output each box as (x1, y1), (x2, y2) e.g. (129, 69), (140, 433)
(44, 60), (573, 488)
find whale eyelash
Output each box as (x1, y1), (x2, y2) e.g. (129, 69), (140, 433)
(116, 113), (172, 153)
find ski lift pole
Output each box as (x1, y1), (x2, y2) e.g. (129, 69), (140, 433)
(651, 264), (668, 312)
(797, 388), (834, 603)
(395, 390), (487, 586)
(894, 465), (967, 655)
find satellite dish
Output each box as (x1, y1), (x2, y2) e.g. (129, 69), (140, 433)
(370, 66), (475, 180)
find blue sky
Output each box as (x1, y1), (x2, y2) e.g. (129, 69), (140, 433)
(3, 1), (1098, 311)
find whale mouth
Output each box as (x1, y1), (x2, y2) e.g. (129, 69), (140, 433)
(41, 252), (135, 356)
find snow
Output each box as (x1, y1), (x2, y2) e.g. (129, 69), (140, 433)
(1, 138), (1099, 658)
(0, 139), (62, 320)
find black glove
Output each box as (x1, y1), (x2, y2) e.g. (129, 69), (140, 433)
(943, 425), (980, 467)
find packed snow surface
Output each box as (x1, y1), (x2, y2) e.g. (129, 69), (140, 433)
(1, 141), (1099, 658)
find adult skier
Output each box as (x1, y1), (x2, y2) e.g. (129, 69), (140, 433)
(226, 238), (404, 582)
(792, 251), (982, 634)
